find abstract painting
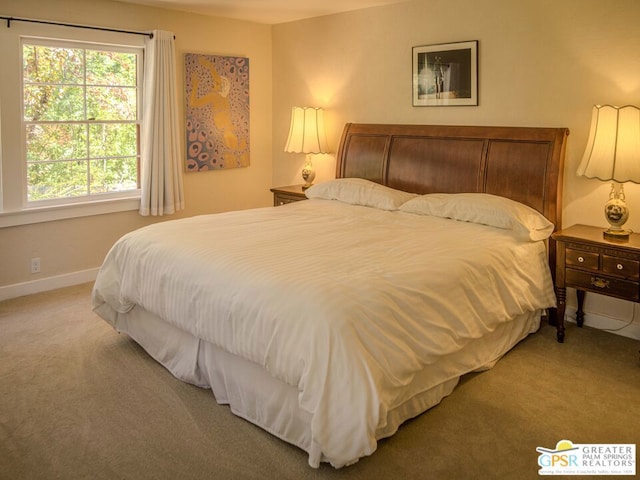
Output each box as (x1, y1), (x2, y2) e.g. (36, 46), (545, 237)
(185, 54), (250, 171)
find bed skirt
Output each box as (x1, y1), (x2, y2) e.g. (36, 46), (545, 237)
(94, 302), (541, 468)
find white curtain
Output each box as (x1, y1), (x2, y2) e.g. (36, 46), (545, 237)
(139, 30), (185, 216)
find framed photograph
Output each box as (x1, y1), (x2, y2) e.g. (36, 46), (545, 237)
(412, 41), (478, 106)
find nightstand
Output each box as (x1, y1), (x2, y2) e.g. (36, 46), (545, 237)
(552, 224), (640, 343)
(270, 185), (308, 206)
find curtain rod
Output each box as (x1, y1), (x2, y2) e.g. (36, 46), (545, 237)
(1, 15), (154, 38)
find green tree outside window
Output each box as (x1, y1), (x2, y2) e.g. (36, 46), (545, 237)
(23, 42), (140, 202)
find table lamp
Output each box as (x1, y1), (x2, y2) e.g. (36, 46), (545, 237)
(576, 104), (640, 240)
(284, 106), (329, 188)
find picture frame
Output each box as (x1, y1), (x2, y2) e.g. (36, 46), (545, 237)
(412, 40), (478, 107)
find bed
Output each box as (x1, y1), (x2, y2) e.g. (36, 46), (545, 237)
(92, 123), (569, 468)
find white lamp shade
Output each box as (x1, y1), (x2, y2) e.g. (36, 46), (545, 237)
(577, 104), (640, 183)
(284, 107), (329, 154)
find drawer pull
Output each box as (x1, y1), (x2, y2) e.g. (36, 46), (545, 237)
(578, 256), (585, 263)
(591, 276), (610, 289)
(617, 263), (624, 270)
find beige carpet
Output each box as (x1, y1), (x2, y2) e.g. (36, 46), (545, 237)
(1, 283), (638, 480)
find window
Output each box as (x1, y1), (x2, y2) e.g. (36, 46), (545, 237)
(21, 38), (142, 205)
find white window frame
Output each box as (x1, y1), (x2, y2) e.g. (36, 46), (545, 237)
(0, 23), (145, 228)
(21, 37), (143, 207)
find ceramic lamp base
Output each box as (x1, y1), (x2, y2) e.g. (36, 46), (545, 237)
(603, 183), (631, 241)
(301, 156), (315, 188)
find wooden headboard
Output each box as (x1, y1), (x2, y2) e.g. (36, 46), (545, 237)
(335, 123), (569, 231)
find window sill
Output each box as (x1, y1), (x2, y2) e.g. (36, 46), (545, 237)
(0, 196), (140, 228)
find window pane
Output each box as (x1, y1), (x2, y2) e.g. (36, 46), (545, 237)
(90, 157), (138, 193)
(87, 86), (137, 121)
(24, 85), (85, 121)
(23, 45), (83, 84)
(26, 124), (87, 161)
(27, 161), (88, 201)
(22, 39), (141, 205)
(86, 50), (137, 86)
(89, 123), (137, 158)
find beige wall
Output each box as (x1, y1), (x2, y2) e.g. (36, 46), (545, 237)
(272, 0), (640, 333)
(0, 0), (272, 288)
(3, 0), (640, 334)
(273, 0), (640, 201)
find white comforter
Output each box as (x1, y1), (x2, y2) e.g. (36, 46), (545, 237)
(92, 199), (556, 467)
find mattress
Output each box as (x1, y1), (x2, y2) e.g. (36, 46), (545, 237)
(92, 198), (556, 467)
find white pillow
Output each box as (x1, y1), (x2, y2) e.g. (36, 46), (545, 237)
(399, 193), (554, 241)
(305, 178), (417, 211)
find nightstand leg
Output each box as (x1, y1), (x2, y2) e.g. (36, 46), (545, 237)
(555, 286), (566, 343)
(576, 289), (585, 327)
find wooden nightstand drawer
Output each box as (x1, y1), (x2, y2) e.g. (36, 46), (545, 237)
(565, 268), (640, 301)
(602, 255), (640, 279)
(270, 185), (307, 206)
(274, 192), (304, 206)
(566, 248), (599, 271)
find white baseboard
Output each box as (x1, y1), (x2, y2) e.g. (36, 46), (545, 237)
(565, 306), (640, 341)
(0, 268), (99, 302)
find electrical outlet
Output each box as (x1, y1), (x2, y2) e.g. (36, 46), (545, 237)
(31, 257), (41, 274)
